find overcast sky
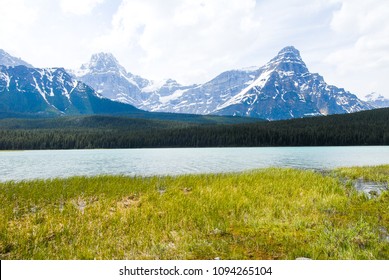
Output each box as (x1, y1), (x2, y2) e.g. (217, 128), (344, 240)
(1, 0), (388, 98)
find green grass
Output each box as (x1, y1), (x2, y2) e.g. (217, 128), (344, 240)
(0, 167), (388, 260)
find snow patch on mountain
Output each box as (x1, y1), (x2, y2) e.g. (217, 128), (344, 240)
(160, 89), (188, 104)
(216, 68), (273, 111)
(213, 46), (372, 120)
(69, 46), (373, 120)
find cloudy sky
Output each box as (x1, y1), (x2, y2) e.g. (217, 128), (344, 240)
(1, 0), (388, 98)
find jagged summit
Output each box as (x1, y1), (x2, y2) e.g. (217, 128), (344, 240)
(0, 49), (33, 68)
(79, 52), (126, 74)
(0, 63), (142, 116)
(271, 46), (304, 64)
(264, 45), (308, 76)
(90, 52), (118, 65)
(277, 46), (301, 57)
(69, 46), (372, 120)
(1, 46), (374, 120)
(73, 52), (152, 105)
(213, 46), (372, 119)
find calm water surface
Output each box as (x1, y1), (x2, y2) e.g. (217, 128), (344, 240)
(1, 146), (389, 182)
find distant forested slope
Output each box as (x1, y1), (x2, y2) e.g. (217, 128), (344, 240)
(0, 108), (388, 149)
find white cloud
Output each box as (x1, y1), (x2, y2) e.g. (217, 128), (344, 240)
(0, 0), (38, 57)
(1, 0), (388, 99)
(323, 0), (389, 97)
(60, 0), (105, 15)
(94, 0), (347, 86)
(0, 0), (115, 69)
(94, 0), (263, 83)
(0, 0), (37, 36)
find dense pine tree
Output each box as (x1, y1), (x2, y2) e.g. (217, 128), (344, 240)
(0, 108), (388, 149)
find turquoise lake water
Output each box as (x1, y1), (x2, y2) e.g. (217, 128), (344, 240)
(1, 146), (389, 181)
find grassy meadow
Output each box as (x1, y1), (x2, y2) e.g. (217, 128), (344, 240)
(0, 166), (388, 260)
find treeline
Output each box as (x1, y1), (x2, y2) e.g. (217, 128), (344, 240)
(1, 108), (389, 149)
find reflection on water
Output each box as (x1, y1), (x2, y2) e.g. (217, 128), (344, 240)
(1, 146), (389, 182)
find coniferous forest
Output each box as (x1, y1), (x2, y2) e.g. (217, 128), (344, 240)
(0, 108), (388, 150)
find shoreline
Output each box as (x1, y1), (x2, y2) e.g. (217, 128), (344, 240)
(1, 145), (389, 152)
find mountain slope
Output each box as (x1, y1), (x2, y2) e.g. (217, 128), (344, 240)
(1, 47), (372, 120)
(72, 52), (258, 114)
(72, 53), (195, 110)
(148, 68), (260, 114)
(0, 65), (142, 116)
(71, 53), (148, 105)
(72, 47), (372, 120)
(0, 64), (258, 123)
(0, 49), (33, 68)
(214, 46), (373, 120)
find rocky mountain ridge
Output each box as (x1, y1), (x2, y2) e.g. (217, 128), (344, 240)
(0, 64), (142, 116)
(1, 47), (375, 120)
(73, 46), (373, 120)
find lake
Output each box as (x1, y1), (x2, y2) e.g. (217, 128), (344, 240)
(1, 146), (389, 182)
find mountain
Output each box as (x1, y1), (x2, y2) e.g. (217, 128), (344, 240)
(73, 47), (372, 120)
(0, 63), (256, 123)
(1, 47), (371, 120)
(365, 92), (389, 108)
(0, 65), (142, 116)
(71, 53), (195, 110)
(0, 49), (33, 68)
(72, 52), (261, 115)
(213, 46), (373, 119)
(147, 68), (261, 114)
(71, 52), (148, 106)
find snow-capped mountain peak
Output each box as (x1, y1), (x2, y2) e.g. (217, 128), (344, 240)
(277, 46), (301, 58)
(72, 52), (152, 106)
(0, 63), (142, 116)
(214, 46), (308, 113)
(213, 46), (372, 119)
(265, 45), (309, 76)
(70, 46), (373, 120)
(77, 52), (127, 76)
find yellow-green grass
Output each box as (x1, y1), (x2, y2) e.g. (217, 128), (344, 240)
(0, 167), (388, 260)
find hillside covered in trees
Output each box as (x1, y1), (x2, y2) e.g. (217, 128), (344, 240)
(0, 108), (388, 150)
